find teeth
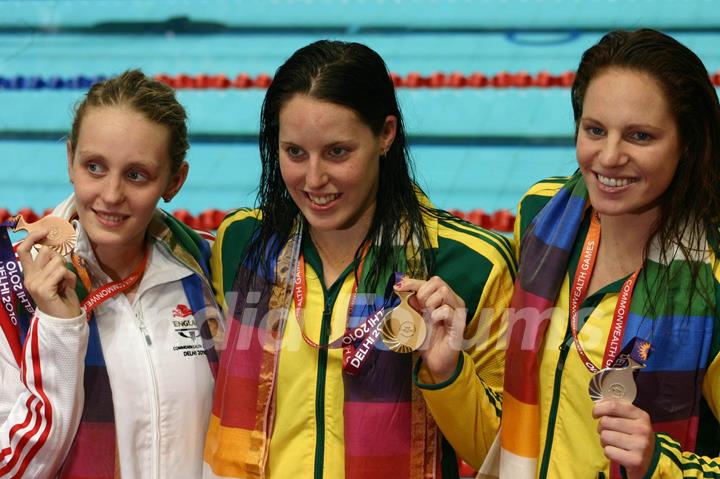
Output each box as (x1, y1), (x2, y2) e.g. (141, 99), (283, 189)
(597, 174), (636, 188)
(97, 212), (125, 222)
(308, 194), (339, 206)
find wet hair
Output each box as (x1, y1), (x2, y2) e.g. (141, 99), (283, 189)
(250, 39), (437, 290)
(572, 29), (720, 306)
(69, 69), (188, 174)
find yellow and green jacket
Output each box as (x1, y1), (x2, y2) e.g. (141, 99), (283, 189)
(203, 204), (515, 479)
(508, 175), (720, 478)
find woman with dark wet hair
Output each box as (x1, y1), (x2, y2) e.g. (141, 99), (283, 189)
(203, 40), (515, 478)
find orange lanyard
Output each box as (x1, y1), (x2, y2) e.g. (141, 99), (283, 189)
(292, 243), (369, 349)
(293, 243), (394, 374)
(71, 250), (149, 321)
(569, 212), (640, 373)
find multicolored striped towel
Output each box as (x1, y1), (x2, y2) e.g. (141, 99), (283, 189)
(204, 218), (442, 479)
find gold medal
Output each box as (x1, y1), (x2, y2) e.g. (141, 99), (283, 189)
(588, 360), (641, 403)
(381, 290), (427, 353)
(13, 215), (76, 255)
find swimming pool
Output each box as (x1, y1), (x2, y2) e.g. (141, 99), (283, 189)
(3, 0), (719, 224)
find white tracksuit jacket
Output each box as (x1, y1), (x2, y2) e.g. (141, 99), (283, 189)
(0, 208), (217, 478)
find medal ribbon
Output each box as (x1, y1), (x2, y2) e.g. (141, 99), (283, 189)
(0, 215), (25, 366)
(292, 243), (393, 374)
(570, 212), (640, 373)
(0, 216), (36, 326)
(71, 250), (149, 321)
(341, 306), (390, 375)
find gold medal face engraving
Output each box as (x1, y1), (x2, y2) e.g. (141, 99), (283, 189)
(381, 290), (427, 353)
(14, 216), (77, 255)
(588, 364), (639, 403)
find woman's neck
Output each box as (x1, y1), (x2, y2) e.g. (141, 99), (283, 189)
(587, 209), (658, 295)
(597, 209), (658, 260)
(309, 219), (371, 288)
(93, 240), (147, 282)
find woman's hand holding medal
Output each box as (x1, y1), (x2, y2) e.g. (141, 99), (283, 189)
(17, 230), (82, 319)
(592, 400), (655, 478)
(393, 276), (466, 383)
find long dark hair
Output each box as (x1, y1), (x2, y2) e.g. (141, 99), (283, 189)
(572, 29), (720, 306)
(249, 40), (435, 290)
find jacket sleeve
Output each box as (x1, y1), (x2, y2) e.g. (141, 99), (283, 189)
(414, 254), (514, 469)
(644, 351), (720, 478)
(0, 309), (88, 478)
(647, 435), (720, 478)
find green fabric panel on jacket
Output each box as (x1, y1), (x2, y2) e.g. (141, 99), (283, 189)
(435, 225), (507, 326)
(219, 210), (260, 295)
(434, 239), (493, 325)
(438, 218), (516, 278)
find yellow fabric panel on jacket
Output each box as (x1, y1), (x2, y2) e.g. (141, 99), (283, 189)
(267, 262), (354, 478)
(537, 273), (622, 478)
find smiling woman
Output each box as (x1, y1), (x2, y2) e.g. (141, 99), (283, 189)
(204, 40), (517, 479)
(0, 70), (220, 479)
(576, 69), (680, 225)
(278, 94), (393, 285)
(495, 29), (720, 479)
(68, 106), (187, 281)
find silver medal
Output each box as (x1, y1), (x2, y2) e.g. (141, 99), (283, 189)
(588, 359), (643, 403)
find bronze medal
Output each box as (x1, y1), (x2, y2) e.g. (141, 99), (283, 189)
(381, 290), (427, 353)
(14, 215), (76, 255)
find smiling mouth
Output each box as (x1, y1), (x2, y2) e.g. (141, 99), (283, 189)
(93, 209), (129, 224)
(596, 173), (638, 188)
(306, 193), (341, 206)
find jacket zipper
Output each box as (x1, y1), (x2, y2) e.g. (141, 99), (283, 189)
(538, 340), (571, 478)
(313, 298), (331, 479)
(134, 301), (161, 479)
(136, 316), (152, 346)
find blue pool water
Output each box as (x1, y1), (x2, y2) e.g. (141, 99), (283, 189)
(3, 0), (719, 219)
